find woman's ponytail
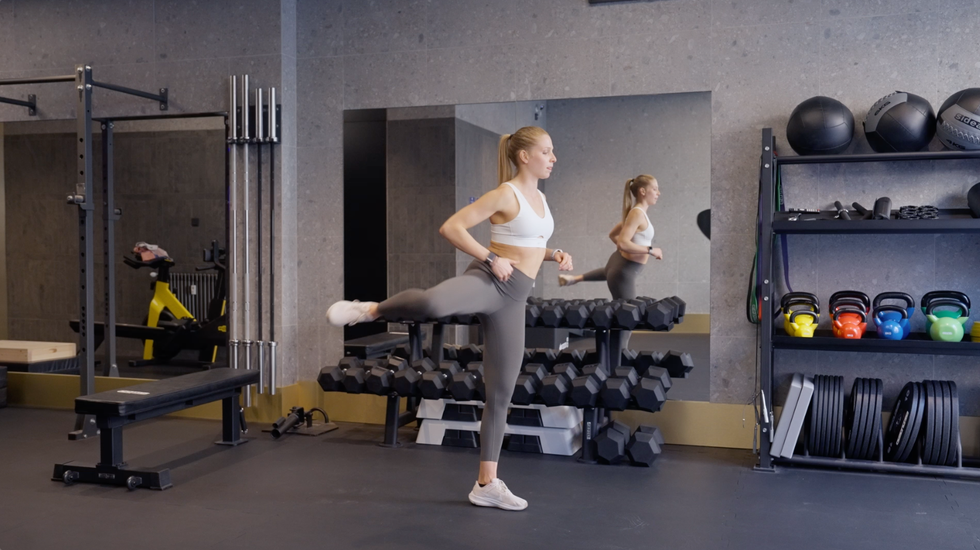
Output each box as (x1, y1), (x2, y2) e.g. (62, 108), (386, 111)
(622, 178), (635, 222)
(498, 134), (514, 184)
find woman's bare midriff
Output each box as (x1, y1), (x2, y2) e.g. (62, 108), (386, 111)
(620, 250), (649, 265)
(488, 242), (547, 279)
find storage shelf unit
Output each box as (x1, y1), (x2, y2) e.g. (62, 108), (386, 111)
(755, 128), (980, 478)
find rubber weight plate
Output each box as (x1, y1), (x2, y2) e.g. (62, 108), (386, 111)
(856, 378), (875, 460)
(946, 381), (960, 466)
(846, 378), (871, 458)
(817, 375), (829, 456)
(826, 376), (838, 457)
(900, 382), (926, 463)
(807, 375), (820, 455)
(845, 378), (866, 458)
(931, 380), (945, 465)
(937, 380), (951, 467)
(813, 374), (827, 456)
(821, 375), (833, 456)
(813, 375), (826, 456)
(885, 382), (921, 462)
(832, 376), (844, 457)
(862, 379), (883, 460)
(920, 381), (937, 465)
(820, 375), (832, 456)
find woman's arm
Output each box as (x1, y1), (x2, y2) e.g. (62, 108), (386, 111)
(544, 248), (574, 270)
(616, 210), (662, 259)
(439, 187), (507, 261)
(608, 222), (623, 245)
(439, 187), (521, 280)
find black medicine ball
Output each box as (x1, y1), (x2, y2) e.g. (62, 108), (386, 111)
(936, 88), (980, 151)
(786, 96), (854, 155)
(864, 91), (936, 153)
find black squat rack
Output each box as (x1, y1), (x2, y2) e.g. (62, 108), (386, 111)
(754, 127), (980, 479)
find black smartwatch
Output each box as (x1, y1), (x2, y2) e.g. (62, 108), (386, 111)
(484, 252), (498, 267)
(648, 246), (653, 255)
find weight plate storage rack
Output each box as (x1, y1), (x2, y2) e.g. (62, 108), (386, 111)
(755, 128), (980, 479)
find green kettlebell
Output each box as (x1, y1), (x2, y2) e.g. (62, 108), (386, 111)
(921, 291), (971, 332)
(925, 300), (969, 342)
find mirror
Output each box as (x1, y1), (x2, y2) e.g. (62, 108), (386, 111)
(344, 92), (711, 400)
(2, 117), (227, 377)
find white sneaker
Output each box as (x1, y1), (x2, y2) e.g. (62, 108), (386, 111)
(468, 479), (528, 511)
(558, 274), (578, 287)
(325, 300), (378, 326)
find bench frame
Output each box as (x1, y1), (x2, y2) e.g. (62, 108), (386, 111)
(53, 385), (247, 490)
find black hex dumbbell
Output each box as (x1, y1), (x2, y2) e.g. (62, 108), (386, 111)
(365, 357), (407, 395)
(456, 344), (483, 367)
(393, 357), (437, 397)
(595, 421), (631, 464)
(632, 377), (667, 412)
(644, 300), (675, 331)
(600, 366), (639, 411)
(540, 363), (580, 406)
(556, 348), (586, 368)
(525, 304), (543, 327)
(590, 302), (620, 329)
(633, 351), (664, 376)
(540, 303), (566, 328)
(317, 356), (363, 392)
(620, 349), (638, 367)
(614, 299), (648, 329)
(666, 296), (686, 322)
(643, 366), (672, 391)
(661, 350), (694, 378)
(569, 364), (607, 408)
(627, 425), (664, 466)
(344, 357), (385, 394)
(442, 344), (459, 361)
(563, 301), (593, 328)
(419, 361), (463, 400)
(450, 362), (485, 402)
(513, 363), (547, 405)
(530, 348), (558, 369)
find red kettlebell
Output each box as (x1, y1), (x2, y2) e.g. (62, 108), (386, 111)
(833, 306), (867, 339)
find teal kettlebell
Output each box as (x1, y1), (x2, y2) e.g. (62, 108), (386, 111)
(925, 299), (970, 342)
(921, 291), (971, 332)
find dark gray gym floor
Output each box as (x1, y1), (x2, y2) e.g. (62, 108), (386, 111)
(2, 408), (979, 550)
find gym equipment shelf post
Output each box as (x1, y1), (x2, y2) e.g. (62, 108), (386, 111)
(755, 127), (980, 478)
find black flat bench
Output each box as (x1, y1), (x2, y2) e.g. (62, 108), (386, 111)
(53, 367), (259, 490)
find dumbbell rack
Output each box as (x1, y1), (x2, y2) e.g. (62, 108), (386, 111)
(333, 313), (680, 462)
(755, 127), (980, 479)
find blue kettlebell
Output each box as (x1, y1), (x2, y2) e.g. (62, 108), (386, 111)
(921, 291), (970, 333)
(874, 305), (909, 340)
(925, 299), (970, 342)
(873, 292), (915, 339)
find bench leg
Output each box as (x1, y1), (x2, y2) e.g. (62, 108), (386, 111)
(216, 394), (249, 446)
(99, 425), (125, 468)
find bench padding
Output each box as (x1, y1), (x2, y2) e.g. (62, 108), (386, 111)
(76, 368), (259, 417)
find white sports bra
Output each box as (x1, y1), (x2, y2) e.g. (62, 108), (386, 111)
(630, 207), (655, 247)
(490, 182), (554, 249)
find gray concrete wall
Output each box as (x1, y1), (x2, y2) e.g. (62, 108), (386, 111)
(543, 93), (711, 312)
(296, 0), (980, 407)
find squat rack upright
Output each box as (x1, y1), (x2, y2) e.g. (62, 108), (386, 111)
(0, 65), (170, 439)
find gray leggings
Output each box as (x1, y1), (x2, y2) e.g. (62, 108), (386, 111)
(581, 251), (645, 300)
(377, 260), (533, 463)
(580, 251), (645, 352)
